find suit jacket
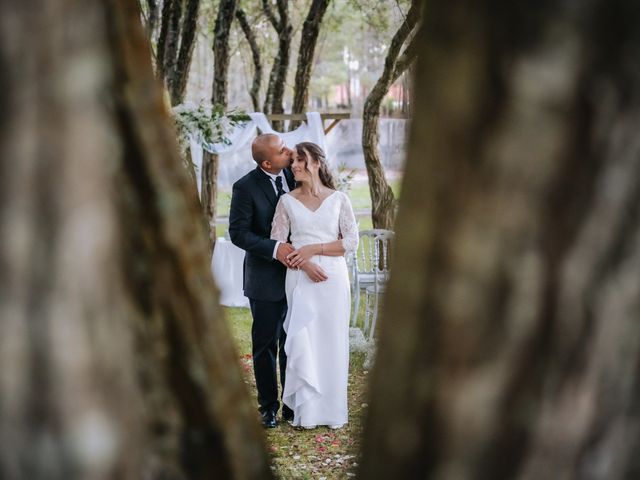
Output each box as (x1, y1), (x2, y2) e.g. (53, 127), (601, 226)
(229, 166), (296, 301)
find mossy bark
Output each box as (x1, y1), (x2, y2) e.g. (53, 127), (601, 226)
(361, 0), (640, 478)
(0, 1), (272, 478)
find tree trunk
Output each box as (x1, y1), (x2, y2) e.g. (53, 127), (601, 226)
(201, 151), (219, 256)
(208, 0), (237, 252)
(162, 0), (183, 85)
(361, 0), (640, 479)
(262, 0), (292, 131)
(0, 1), (272, 478)
(262, 51), (278, 115)
(236, 6), (263, 112)
(140, 0), (158, 38)
(346, 60), (352, 107)
(211, 0), (237, 107)
(270, 33), (291, 132)
(401, 69), (410, 116)
(289, 0), (331, 130)
(155, 0), (175, 80)
(361, 0), (421, 230)
(168, 0), (200, 105)
(155, 0), (200, 106)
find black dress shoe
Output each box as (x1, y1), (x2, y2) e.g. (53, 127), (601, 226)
(282, 407), (294, 422)
(261, 410), (277, 428)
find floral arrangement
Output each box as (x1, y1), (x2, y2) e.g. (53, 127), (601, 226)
(171, 102), (249, 151)
(334, 162), (357, 194)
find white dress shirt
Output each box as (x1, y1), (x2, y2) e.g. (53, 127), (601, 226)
(260, 168), (290, 259)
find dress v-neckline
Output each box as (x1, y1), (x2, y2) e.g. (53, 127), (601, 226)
(288, 191), (338, 213)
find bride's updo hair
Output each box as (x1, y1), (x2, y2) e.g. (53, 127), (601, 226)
(295, 142), (336, 191)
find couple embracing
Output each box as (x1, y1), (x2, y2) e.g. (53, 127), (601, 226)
(229, 133), (358, 430)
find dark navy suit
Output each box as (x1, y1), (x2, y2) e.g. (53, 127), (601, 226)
(229, 166), (295, 415)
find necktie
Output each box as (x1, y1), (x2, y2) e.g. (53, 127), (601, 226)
(275, 176), (285, 198)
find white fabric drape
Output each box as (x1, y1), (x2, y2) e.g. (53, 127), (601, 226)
(189, 112), (330, 194)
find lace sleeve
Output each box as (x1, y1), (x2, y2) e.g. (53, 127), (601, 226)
(338, 192), (359, 253)
(271, 196), (290, 242)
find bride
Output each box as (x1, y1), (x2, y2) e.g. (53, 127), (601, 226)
(271, 142), (358, 429)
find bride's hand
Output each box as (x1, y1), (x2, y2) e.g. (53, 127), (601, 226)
(300, 262), (328, 283)
(287, 245), (317, 268)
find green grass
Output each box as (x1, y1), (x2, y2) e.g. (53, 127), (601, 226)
(217, 189), (232, 216)
(356, 216), (372, 232)
(215, 223), (228, 238)
(224, 306), (370, 479)
(346, 183), (372, 212)
(224, 307), (253, 356)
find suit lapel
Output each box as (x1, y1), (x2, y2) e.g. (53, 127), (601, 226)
(254, 167), (278, 207)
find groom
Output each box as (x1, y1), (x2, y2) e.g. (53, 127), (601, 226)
(229, 133), (296, 428)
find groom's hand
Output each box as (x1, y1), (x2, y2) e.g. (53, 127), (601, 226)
(286, 245), (316, 268)
(301, 262), (328, 283)
(276, 242), (295, 267)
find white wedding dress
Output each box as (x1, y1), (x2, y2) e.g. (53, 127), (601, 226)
(271, 190), (358, 428)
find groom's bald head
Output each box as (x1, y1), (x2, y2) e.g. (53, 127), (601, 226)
(251, 133), (292, 174)
(251, 133), (280, 165)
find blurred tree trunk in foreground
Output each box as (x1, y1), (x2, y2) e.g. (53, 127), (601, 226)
(361, 0), (640, 479)
(362, 0), (421, 230)
(0, 1), (271, 479)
